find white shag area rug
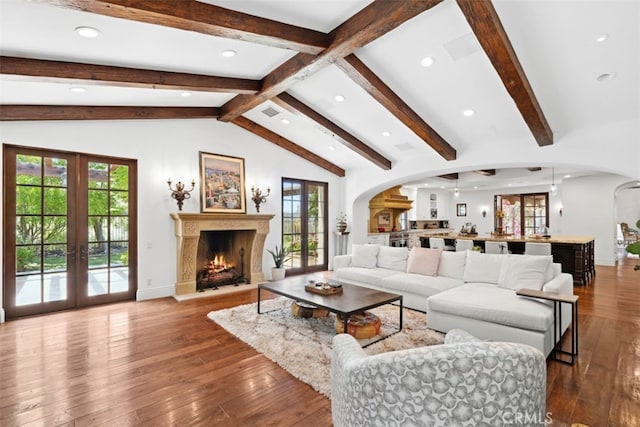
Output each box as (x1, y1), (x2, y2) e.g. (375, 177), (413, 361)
(207, 297), (445, 398)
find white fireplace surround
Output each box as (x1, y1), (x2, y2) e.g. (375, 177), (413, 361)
(171, 213), (274, 295)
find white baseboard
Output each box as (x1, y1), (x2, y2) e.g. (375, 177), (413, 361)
(136, 285), (174, 301)
(0, 308), (5, 323)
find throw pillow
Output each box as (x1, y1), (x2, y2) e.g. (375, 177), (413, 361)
(498, 254), (553, 291)
(463, 250), (505, 284)
(350, 244), (380, 269)
(377, 246), (409, 271)
(437, 250), (467, 280)
(406, 247), (443, 276)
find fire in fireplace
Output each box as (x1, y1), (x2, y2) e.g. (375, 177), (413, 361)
(196, 230), (249, 291)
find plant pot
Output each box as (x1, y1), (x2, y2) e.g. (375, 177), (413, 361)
(337, 222), (347, 233)
(271, 267), (286, 281)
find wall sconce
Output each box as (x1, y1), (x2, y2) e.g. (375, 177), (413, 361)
(251, 186), (270, 212)
(167, 179), (195, 211)
(482, 209), (487, 218)
(559, 208), (563, 216)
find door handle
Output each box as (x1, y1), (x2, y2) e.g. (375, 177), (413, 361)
(67, 246), (76, 263)
(80, 245), (87, 262)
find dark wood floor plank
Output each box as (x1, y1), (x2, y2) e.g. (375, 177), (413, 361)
(1, 259), (639, 426)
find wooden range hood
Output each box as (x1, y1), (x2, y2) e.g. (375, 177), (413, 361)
(368, 186), (413, 233)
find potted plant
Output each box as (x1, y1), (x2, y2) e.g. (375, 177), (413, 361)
(267, 245), (289, 280)
(336, 212), (348, 233)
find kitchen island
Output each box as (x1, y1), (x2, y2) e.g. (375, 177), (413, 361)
(420, 234), (595, 286)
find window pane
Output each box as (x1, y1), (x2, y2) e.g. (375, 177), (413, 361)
(110, 267), (129, 293)
(88, 242), (108, 269)
(17, 245), (41, 273)
(16, 217), (41, 245)
(110, 191), (128, 215)
(110, 164), (129, 190)
(44, 244), (67, 272)
(16, 273), (42, 306)
(43, 217), (67, 244)
(16, 155), (42, 185)
(88, 190), (108, 215)
(88, 217), (109, 242)
(111, 217), (129, 241)
(88, 162), (109, 189)
(43, 157), (67, 187)
(110, 242), (128, 266)
(44, 187), (67, 214)
(88, 267), (109, 296)
(16, 186), (41, 215)
(43, 272), (67, 302)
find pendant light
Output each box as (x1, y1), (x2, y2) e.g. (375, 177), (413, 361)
(454, 179), (459, 198)
(550, 168), (557, 196)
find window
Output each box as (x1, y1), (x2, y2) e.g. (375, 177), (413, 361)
(282, 178), (328, 275)
(495, 193), (549, 236)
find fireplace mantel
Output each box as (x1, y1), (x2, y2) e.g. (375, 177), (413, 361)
(171, 213), (275, 295)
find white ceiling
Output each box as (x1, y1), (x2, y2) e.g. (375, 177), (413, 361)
(1, 0), (638, 191)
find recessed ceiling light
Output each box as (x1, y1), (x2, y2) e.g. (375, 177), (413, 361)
(221, 50), (237, 58)
(463, 109), (475, 117)
(596, 72), (617, 82)
(281, 119), (290, 124)
(596, 34), (609, 43)
(180, 92), (191, 97)
(334, 95), (345, 102)
(75, 26), (100, 38)
(328, 145), (335, 151)
(420, 56), (435, 67)
(564, 174), (572, 179)
(423, 183), (429, 186)
(70, 87), (86, 93)
(382, 131), (391, 137)
(440, 186), (445, 189)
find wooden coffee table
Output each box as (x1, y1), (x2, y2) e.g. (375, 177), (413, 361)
(258, 278), (403, 347)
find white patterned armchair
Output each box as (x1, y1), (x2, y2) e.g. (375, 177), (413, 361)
(331, 329), (547, 427)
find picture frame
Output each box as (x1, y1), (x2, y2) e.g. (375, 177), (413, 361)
(199, 151), (246, 213)
(456, 203), (467, 217)
(378, 213), (390, 226)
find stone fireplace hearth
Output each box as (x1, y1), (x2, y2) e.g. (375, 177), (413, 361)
(171, 213), (274, 295)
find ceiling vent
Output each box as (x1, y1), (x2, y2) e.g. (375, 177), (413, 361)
(527, 167), (542, 172)
(261, 107), (280, 117)
(444, 33), (481, 61)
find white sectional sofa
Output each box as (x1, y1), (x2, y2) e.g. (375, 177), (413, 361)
(333, 244), (575, 357)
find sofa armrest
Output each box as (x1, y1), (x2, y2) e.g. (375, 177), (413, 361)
(444, 328), (484, 344)
(333, 254), (352, 271)
(542, 272), (573, 295)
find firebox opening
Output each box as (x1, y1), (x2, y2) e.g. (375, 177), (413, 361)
(196, 230), (254, 291)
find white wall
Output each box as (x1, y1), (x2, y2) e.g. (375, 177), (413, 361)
(0, 119), (346, 319)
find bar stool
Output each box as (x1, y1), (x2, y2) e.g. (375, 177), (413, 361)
(455, 239), (473, 252)
(485, 241), (510, 254)
(429, 237), (455, 251)
(525, 242), (552, 256)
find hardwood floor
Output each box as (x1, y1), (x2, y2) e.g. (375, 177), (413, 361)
(1, 259), (638, 426)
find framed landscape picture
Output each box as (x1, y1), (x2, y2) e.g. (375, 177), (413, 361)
(199, 152), (246, 213)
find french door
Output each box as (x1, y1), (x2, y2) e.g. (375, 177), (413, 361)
(282, 178), (328, 275)
(3, 145), (137, 319)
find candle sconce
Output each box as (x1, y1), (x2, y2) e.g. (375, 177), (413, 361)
(251, 186), (270, 212)
(167, 179), (195, 211)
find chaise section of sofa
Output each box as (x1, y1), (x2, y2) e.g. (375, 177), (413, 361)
(333, 244), (575, 357)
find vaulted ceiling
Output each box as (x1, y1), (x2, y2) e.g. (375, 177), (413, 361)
(1, 0), (637, 187)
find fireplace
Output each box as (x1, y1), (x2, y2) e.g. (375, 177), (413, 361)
(171, 213), (274, 295)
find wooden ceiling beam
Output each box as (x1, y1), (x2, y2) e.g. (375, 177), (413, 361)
(336, 54), (456, 161)
(218, 0), (443, 122)
(474, 169), (496, 176)
(272, 92), (392, 170)
(0, 105), (218, 121)
(35, 0), (330, 54)
(457, 0), (553, 147)
(0, 56), (259, 94)
(438, 173), (459, 180)
(232, 116), (345, 177)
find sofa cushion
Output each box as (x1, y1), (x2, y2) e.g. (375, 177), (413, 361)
(498, 254), (553, 291)
(427, 283), (553, 332)
(437, 250), (467, 280)
(351, 244), (380, 269)
(377, 246), (409, 271)
(463, 251), (505, 284)
(406, 247), (443, 276)
(335, 267), (398, 287)
(381, 273), (463, 298)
